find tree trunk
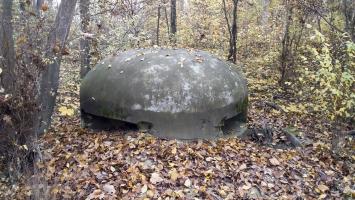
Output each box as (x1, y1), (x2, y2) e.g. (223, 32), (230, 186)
(164, 5), (170, 36)
(79, 0), (91, 78)
(0, 0), (16, 94)
(35, 0), (43, 13)
(279, 2), (292, 85)
(260, 0), (270, 27)
(226, 0), (238, 64)
(342, 0), (355, 41)
(38, 0), (78, 134)
(170, 0), (177, 44)
(157, 4), (161, 46)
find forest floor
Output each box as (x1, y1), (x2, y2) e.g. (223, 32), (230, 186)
(1, 56), (354, 199)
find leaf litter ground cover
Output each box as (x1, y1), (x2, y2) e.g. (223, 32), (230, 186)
(1, 60), (354, 199)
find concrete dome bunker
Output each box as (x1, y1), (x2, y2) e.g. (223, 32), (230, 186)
(80, 48), (248, 139)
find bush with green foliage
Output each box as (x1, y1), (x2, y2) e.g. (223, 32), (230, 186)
(293, 30), (354, 122)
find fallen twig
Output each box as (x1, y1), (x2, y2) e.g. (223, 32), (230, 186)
(264, 101), (286, 113)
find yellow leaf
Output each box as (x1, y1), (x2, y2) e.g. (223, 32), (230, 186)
(147, 190), (155, 198)
(169, 168), (179, 182)
(171, 146), (177, 155)
(58, 106), (74, 116)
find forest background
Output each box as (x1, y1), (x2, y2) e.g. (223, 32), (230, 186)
(0, 0), (354, 199)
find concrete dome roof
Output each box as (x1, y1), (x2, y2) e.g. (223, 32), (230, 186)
(80, 48), (248, 139)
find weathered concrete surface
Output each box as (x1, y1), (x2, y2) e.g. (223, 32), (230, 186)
(80, 48), (248, 139)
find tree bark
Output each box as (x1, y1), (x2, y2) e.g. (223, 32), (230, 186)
(260, 0), (270, 27)
(35, 0), (43, 13)
(38, 0), (78, 134)
(79, 0), (91, 78)
(279, 1), (292, 85)
(0, 0), (16, 94)
(223, 0), (238, 64)
(157, 3), (161, 46)
(164, 5), (170, 36)
(170, 0), (177, 44)
(342, 0), (355, 41)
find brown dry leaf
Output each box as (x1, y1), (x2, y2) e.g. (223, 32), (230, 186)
(317, 184), (329, 193)
(238, 163), (247, 171)
(41, 3), (49, 11)
(242, 183), (252, 190)
(85, 189), (102, 200)
(269, 157), (280, 166)
(169, 168), (179, 182)
(16, 35), (27, 45)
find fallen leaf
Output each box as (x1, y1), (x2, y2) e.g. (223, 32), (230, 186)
(169, 168), (179, 181)
(269, 157), (280, 166)
(141, 185), (148, 194)
(171, 146), (177, 154)
(238, 163), (247, 170)
(324, 170), (334, 176)
(3, 115), (12, 125)
(150, 172), (163, 184)
(242, 184), (252, 190)
(318, 184), (329, 193)
(147, 190), (155, 197)
(103, 184), (116, 195)
(41, 3), (49, 11)
(218, 189), (227, 197)
(184, 179), (191, 187)
(85, 189), (102, 200)
(58, 106), (74, 116)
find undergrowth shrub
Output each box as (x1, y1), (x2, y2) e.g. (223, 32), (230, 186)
(290, 30), (354, 123)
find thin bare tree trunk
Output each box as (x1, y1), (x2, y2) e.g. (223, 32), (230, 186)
(80, 0), (91, 78)
(342, 0), (355, 41)
(38, 0), (78, 134)
(157, 3), (161, 46)
(0, 0), (16, 93)
(164, 5), (170, 36)
(35, 0), (43, 13)
(260, 0), (270, 27)
(224, 0), (238, 64)
(279, 2), (292, 85)
(170, 0), (177, 44)
(222, 0), (232, 38)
